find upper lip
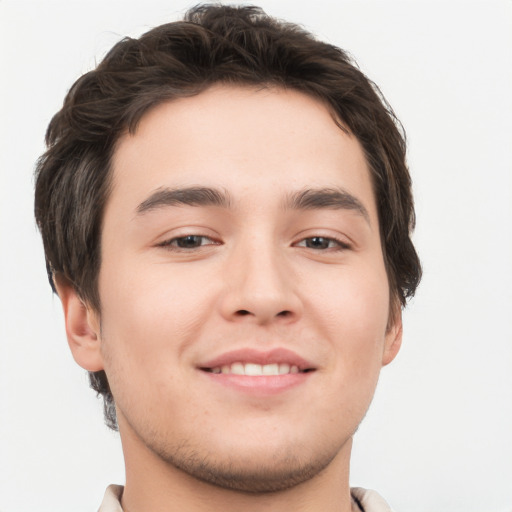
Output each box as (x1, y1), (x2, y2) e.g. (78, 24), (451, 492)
(199, 348), (315, 372)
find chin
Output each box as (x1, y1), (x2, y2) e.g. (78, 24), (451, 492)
(156, 441), (341, 493)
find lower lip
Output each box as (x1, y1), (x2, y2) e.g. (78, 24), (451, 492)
(199, 370), (312, 395)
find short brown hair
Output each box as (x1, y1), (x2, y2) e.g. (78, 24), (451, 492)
(34, 4), (421, 430)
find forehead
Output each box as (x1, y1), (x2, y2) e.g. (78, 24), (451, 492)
(109, 85), (376, 220)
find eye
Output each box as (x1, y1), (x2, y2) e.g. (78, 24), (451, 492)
(159, 235), (217, 249)
(295, 236), (350, 251)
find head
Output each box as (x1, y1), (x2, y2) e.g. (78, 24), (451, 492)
(35, 3), (421, 483)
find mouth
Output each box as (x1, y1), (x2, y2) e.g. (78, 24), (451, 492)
(201, 362), (314, 376)
(197, 348), (316, 394)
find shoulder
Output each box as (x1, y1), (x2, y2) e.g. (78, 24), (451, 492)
(351, 487), (395, 512)
(97, 484), (124, 512)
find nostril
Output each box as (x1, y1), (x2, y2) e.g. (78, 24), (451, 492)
(277, 310), (291, 317)
(236, 310), (251, 316)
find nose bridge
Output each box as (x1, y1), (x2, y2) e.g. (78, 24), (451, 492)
(221, 232), (301, 323)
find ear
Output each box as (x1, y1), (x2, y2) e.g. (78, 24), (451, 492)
(54, 277), (104, 372)
(382, 310), (403, 367)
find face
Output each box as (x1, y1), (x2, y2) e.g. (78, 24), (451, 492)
(80, 86), (401, 492)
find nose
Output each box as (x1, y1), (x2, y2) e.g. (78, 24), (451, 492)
(219, 241), (303, 325)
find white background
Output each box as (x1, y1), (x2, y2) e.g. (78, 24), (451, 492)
(1, 1), (511, 511)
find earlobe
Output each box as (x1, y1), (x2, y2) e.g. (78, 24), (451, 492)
(382, 312), (403, 367)
(54, 277), (104, 372)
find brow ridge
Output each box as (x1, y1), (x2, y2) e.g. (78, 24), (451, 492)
(285, 187), (370, 222)
(136, 185), (369, 224)
(136, 186), (231, 214)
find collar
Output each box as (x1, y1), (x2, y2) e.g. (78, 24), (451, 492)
(98, 484), (394, 512)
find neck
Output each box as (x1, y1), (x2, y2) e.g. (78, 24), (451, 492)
(119, 426), (354, 512)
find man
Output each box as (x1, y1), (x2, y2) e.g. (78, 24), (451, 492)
(34, 4), (421, 511)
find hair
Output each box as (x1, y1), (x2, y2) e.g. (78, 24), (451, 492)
(34, 3), (421, 430)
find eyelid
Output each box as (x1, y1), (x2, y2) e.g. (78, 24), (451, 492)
(294, 235), (351, 250)
(158, 234), (219, 248)
(292, 227), (353, 247)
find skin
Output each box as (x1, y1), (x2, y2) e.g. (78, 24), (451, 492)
(58, 85), (402, 512)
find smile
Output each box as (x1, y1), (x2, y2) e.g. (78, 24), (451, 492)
(203, 362), (306, 375)
(198, 348), (316, 394)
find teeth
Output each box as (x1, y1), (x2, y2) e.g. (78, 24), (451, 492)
(278, 363), (290, 374)
(231, 362), (245, 375)
(245, 363), (262, 376)
(210, 362), (301, 376)
(263, 363), (278, 375)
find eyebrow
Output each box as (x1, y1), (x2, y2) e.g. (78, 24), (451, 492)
(285, 188), (370, 223)
(136, 186), (232, 214)
(136, 185), (369, 224)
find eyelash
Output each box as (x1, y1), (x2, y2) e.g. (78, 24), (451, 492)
(294, 236), (351, 251)
(158, 235), (350, 252)
(158, 235), (218, 250)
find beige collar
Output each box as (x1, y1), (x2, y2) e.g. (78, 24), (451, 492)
(98, 484), (394, 512)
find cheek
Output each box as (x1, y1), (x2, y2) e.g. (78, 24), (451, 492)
(97, 266), (215, 422)
(317, 277), (388, 425)
(303, 261), (390, 383)
(307, 260), (390, 337)
(97, 259), (216, 374)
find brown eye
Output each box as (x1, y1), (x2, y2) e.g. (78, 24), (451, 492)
(304, 237), (331, 249)
(174, 235), (206, 248)
(296, 236), (350, 251)
(160, 235), (217, 250)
